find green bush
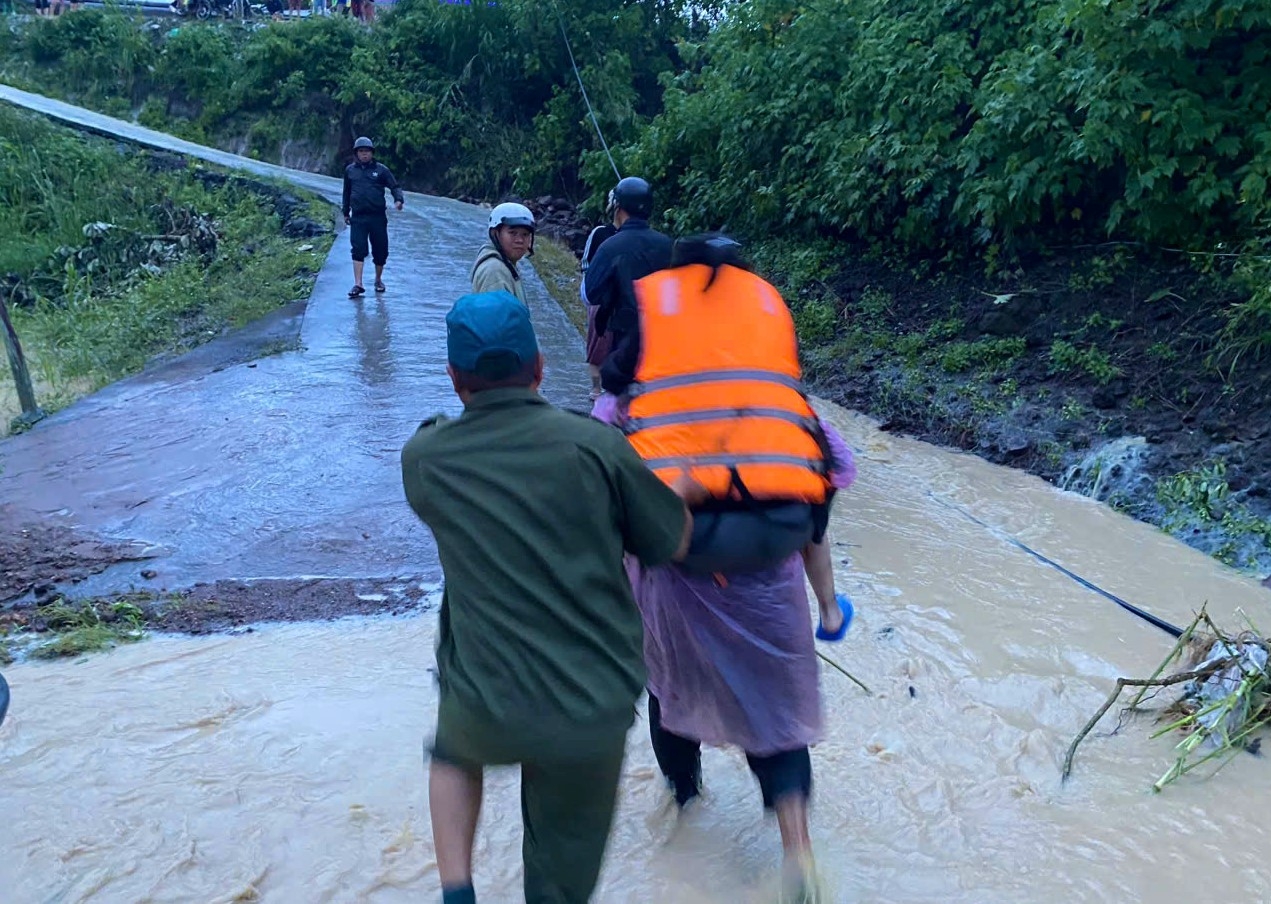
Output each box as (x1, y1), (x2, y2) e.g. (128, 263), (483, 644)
(1047, 339), (1121, 384)
(940, 337), (1027, 374)
(1217, 251), (1271, 372)
(24, 9), (155, 103)
(623, 0), (1271, 256)
(153, 25), (244, 117)
(793, 298), (838, 345)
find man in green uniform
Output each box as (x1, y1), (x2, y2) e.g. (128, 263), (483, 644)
(401, 290), (700, 904)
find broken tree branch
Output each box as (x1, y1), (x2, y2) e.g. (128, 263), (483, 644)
(1062, 662), (1234, 782)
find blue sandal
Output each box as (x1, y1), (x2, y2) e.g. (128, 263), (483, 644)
(816, 593), (854, 642)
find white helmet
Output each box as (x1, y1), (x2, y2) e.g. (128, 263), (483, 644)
(488, 202), (536, 232)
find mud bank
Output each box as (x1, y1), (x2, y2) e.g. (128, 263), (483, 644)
(0, 505), (158, 605)
(2, 576), (436, 647)
(0, 504), (440, 659)
(801, 246), (1271, 576)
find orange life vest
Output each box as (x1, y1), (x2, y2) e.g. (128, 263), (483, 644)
(623, 263), (831, 504)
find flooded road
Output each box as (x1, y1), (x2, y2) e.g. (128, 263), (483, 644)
(5, 408), (1271, 903)
(4, 88), (1271, 903)
(0, 86), (589, 593)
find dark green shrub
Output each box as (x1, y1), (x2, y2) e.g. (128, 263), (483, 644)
(622, 0), (1271, 257)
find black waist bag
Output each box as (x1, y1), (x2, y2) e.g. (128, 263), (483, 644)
(678, 503), (815, 575)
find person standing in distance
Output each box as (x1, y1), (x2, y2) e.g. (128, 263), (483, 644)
(342, 136), (404, 298)
(470, 202), (536, 306)
(582, 176), (674, 397)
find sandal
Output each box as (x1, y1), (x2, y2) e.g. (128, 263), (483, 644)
(374, 280), (386, 293)
(815, 593), (854, 642)
(348, 284), (365, 298)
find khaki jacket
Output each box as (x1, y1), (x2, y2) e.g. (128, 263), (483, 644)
(470, 241), (528, 305)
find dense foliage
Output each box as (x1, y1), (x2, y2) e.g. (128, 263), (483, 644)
(620, 0), (1271, 258)
(0, 1), (718, 199)
(5, 0), (1271, 355)
(9, 0), (1270, 255)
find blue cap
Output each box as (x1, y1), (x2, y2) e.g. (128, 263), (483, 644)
(445, 290), (539, 380)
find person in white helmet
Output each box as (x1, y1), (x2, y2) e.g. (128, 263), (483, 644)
(470, 202), (536, 306)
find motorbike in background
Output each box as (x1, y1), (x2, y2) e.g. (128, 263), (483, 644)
(172, 0), (267, 20)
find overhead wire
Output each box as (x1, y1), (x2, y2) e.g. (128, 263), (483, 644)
(549, 0), (622, 181)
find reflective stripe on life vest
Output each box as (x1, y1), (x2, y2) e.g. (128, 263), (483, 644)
(626, 368), (806, 397)
(626, 406), (820, 433)
(643, 452), (827, 471)
(625, 263), (831, 504)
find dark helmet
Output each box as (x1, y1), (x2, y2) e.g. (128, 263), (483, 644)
(671, 233), (750, 288)
(608, 176), (653, 219)
(353, 136), (375, 151)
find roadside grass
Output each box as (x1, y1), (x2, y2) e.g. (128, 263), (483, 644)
(0, 105), (333, 431)
(529, 237), (586, 336)
(1155, 462), (1271, 571)
(0, 597), (150, 661)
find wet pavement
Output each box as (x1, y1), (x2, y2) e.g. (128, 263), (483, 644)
(0, 86), (589, 596)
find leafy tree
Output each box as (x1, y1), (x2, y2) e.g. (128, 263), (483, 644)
(621, 0), (1271, 255)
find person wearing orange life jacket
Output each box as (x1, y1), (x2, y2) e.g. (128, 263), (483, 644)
(595, 234), (859, 898)
(599, 233), (854, 635)
(625, 239), (829, 558)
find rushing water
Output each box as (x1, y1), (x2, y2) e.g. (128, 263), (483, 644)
(3, 86), (1271, 903)
(5, 405), (1271, 903)
(1059, 436), (1154, 507)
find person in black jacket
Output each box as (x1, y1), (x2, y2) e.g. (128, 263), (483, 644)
(582, 176), (674, 395)
(342, 136), (404, 298)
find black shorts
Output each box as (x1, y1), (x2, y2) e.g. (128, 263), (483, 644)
(349, 212), (388, 265)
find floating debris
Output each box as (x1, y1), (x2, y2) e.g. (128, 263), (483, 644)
(1063, 605), (1271, 791)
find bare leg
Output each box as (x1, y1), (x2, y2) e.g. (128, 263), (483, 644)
(801, 537), (842, 632)
(429, 760), (483, 890)
(374, 263), (385, 287)
(775, 792), (811, 858)
(588, 364), (602, 399)
(776, 792), (817, 900)
(352, 260), (365, 289)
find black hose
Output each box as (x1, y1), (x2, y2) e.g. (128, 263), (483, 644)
(929, 492), (1185, 639)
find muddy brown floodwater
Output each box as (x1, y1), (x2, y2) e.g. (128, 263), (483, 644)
(5, 406), (1271, 903)
(3, 88), (1271, 904)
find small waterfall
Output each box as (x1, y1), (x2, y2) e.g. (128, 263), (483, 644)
(1059, 436), (1154, 506)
